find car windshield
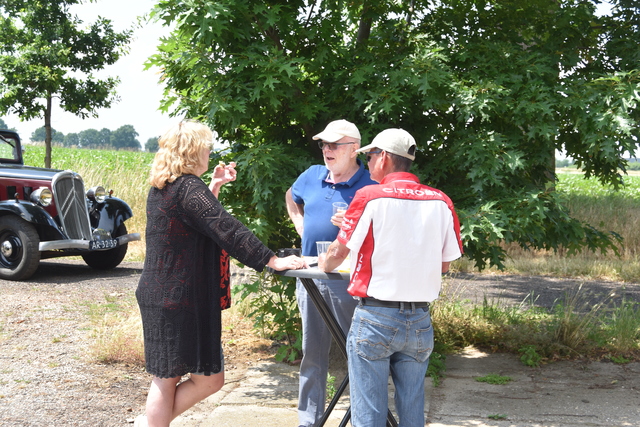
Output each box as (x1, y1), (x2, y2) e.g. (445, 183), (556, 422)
(0, 134), (19, 162)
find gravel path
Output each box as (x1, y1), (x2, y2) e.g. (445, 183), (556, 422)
(0, 260), (146, 426)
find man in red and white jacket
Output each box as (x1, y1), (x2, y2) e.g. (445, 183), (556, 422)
(321, 128), (463, 427)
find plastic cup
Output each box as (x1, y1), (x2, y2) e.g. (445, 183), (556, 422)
(316, 241), (331, 256)
(333, 202), (348, 215)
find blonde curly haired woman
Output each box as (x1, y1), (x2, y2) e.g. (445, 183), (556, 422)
(135, 121), (305, 427)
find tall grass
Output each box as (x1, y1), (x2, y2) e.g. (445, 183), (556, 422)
(85, 294), (145, 365)
(431, 279), (640, 363)
(455, 173), (640, 283)
(560, 172), (640, 258)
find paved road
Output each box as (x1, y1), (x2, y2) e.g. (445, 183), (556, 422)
(445, 271), (640, 310)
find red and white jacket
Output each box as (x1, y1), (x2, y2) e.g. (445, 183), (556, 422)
(338, 172), (463, 302)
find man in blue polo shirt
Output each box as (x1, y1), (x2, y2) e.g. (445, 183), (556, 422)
(285, 119), (376, 427)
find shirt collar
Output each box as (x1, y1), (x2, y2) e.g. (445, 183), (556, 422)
(322, 159), (367, 187)
(380, 171), (420, 185)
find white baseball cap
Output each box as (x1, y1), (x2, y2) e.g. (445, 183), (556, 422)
(312, 119), (361, 142)
(356, 128), (417, 160)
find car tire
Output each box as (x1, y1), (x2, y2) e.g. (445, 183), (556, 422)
(0, 216), (41, 281)
(82, 223), (129, 270)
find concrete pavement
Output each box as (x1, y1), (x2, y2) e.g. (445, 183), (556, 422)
(427, 347), (640, 426)
(168, 346), (640, 427)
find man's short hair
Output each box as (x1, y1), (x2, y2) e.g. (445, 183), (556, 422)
(387, 152), (413, 172)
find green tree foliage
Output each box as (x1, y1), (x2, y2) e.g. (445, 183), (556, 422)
(0, 117), (17, 132)
(148, 0), (640, 269)
(32, 125), (142, 149)
(63, 132), (79, 147)
(0, 0), (132, 167)
(31, 126), (64, 145)
(556, 158), (574, 168)
(145, 136), (159, 152)
(78, 128), (102, 148)
(99, 127), (112, 147)
(111, 125), (140, 150)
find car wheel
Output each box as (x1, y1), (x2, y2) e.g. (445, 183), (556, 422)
(0, 216), (41, 281)
(82, 223), (129, 270)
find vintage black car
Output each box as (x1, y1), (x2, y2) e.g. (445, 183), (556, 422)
(0, 129), (140, 280)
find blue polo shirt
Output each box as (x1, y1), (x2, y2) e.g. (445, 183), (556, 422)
(291, 159), (376, 256)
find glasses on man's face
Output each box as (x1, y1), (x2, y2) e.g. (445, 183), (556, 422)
(366, 150), (383, 163)
(318, 141), (356, 151)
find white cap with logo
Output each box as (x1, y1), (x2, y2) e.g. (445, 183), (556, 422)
(312, 119), (361, 142)
(356, 128), (417, 160)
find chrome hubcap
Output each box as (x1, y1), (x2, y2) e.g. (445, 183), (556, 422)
(1, 240), (13, 257)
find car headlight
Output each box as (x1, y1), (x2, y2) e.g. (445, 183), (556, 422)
(31, 187), (53, 207)
(87, 186), (107, 203)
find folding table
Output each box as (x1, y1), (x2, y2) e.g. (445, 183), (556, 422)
(272, 267), (398, 427)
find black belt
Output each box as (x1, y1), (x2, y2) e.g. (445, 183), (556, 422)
(361, 298), (429, 309)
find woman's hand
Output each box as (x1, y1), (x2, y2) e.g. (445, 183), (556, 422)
(209, 161), (237, 197)
(267, 255), (308, 271)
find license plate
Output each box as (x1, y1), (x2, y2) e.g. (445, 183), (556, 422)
(89, 239), (118, 250)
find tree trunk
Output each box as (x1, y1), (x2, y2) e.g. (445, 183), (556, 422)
(545, 148), (556, 192)
(356, 18), (372, 47)
(356, 4), (372, 47)
(44, 95), (52, 168)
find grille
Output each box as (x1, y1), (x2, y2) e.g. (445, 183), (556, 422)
(51, 171), (92, 240)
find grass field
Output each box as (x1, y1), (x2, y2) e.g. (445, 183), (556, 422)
(455, 172), (640, 282)
(21, 146), (640, 282)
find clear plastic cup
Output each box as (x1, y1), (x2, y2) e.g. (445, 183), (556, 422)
(316, 241), (331, 256)
(332, 202), (348, 215)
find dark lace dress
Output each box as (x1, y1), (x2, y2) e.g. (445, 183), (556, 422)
(136, 175), (274, 378)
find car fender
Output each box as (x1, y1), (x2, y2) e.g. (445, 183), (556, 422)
(91, 197), (134, 234)
(0, 200), (65, 240)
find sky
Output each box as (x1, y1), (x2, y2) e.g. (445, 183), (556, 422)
(3, 0), (180, 147)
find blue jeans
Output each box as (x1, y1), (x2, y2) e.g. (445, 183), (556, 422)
(348, 303), (433, 427)
(296, 278), (357, 427)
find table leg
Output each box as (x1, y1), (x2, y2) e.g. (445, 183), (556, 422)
(299, 277), (347, 355)
(298, 278), (398, 427)
(318, 372), (349, 425)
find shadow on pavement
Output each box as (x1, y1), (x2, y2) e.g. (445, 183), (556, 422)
(0, 259), (145, 285)
(445, 272), (640, 310)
